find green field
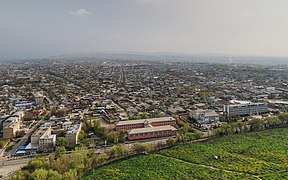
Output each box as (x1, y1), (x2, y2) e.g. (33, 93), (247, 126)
(83, 128), (288, 180)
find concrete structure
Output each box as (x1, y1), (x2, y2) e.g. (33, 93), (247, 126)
(32, 92), (44, 104)
(66, 123), (82, 146)
(31, 127), (52, 150)
(224, 103), (268, 117)
(3, 116), (19, 128)
(39, 134), (56, 152)
(190, 109), (219, 124)
(127, 125), (177, 140)
(12, 111), (24, 121)
(15, 101), (34, 108)
(62, 121), (73, 130)
(3, 121), (20, 139)
(115, 117), (176, 131)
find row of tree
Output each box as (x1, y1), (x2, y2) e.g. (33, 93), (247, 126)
(213, 113), (288, 137)
(81, 118), (126, 144)
(10, 142), (159, 180)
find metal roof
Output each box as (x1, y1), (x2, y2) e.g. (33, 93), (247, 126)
(128, 125), (177, 135)
(116, 117), (175, 126)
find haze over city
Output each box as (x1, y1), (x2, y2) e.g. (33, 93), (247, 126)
(2, 0), (288, 59)
(2, 1), (288, 180)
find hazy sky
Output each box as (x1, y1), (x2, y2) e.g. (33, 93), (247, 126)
(1, 0), (288, 58)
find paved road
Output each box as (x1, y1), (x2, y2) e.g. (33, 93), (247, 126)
(9, 112), (50, 156)
(0, 158), (31, 179)
(0, 158), (31, 166)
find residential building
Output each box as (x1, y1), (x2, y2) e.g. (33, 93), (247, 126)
(3, 121), (20, 139)
(66, 123), (82, 146)
(3, 116), (19, 128)
(31, 127), (52, 151)
(32, 92), (44, 104)
(39, 134), (56, 152)
(190, 109), (219, 124)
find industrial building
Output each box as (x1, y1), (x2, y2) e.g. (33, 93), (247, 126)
(127, 125), (177, 140)
(116, 117), (177, 140)
(115, 117), (176, 131)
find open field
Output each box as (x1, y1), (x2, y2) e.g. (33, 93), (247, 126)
(83, 128), (288, 179)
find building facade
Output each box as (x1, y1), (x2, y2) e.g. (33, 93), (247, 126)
(127, 125), (177, 140)
(224, 103), (268, 117)
(38, 134), (56, 152)
(190, 109), (219, 124)
(32, 92), (44, 104)
(3, 121), (20, 139)
(66, 123), (82, 147)
(31, 127), (52, 149)
(115, 117), (176, 131)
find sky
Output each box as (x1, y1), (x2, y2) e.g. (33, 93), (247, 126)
(1, 0), (288, 58)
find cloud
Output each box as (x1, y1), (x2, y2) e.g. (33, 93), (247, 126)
(70, 8), (91, 17)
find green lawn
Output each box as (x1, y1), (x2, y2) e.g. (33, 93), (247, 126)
(83, 128), (288, 180)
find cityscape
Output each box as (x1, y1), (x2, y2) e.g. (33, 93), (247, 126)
(1, 56), (288, 179)
(1, 0), (288, 179)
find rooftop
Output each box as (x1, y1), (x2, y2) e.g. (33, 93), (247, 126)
(128, 125), (177, 135)
(116, 117), (175, 126)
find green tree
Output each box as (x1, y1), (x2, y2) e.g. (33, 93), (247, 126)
(55, 146), (66, 158)
(25, 158), (49, 172)
(109, 146), (118, 158)
(30, 168), (48, 180)
(9, 170), (29, 180)
(193, 131), (203, 139)
(57, 137), (69, 147)
(70, 147), (89, 176)
(107, 131), (119, 144)
(132, 143), (153, 154)
(167, 137), (176, 146)
(97, 153), (108, 165)
(118, 130), (126, 143)
(78, 130), (87, 141)
(62, 169), (78, 180)
(0, 140), (5, 149)
(278, 112), (288, 124)
(109, 144), (127, 157)
(57, 130), (66, 137)
(50, 155), (70, 174)
(47, 169), (62, 180)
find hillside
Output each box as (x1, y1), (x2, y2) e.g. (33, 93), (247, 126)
(83, 128), (288, 179)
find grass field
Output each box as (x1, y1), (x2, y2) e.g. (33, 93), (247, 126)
(83, 128), (288, 180)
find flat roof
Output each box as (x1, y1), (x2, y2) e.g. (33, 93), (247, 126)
(116, 117), (175, 126)
(226, 103), (267, 107)
(128, 125), (177, 135)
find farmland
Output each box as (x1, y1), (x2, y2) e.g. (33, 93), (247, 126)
(83, 128), (288, 179)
